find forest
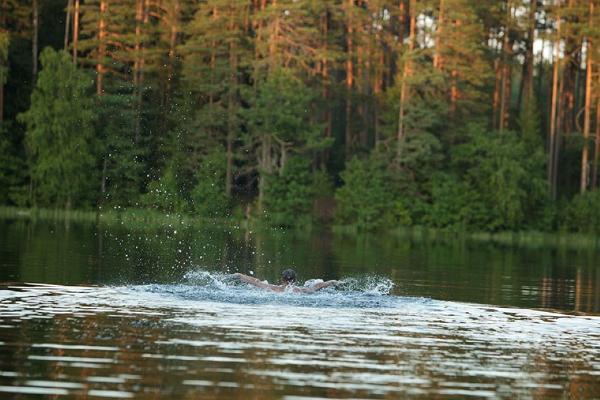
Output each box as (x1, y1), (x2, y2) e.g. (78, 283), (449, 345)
(0, 0), (599, 232)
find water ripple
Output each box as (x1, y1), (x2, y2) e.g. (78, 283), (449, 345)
(0, 281), (599, 399)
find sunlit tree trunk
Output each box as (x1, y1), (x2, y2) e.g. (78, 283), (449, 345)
(268, 0), (280, 74)
(561, 0), (576, 135)
(519, 0), (536, 111)
(449, 19), (461, 116)
(133, 0), (143, 143)
(492, 56), (501, 129)
(72, 0), (79, 63)
(548, 13), (560, 199)
(433, 0), (444, 69)
(96, 0), (107, 95)
(553, 68), (565, 198)
(97, 0), (108, 201)
(592, 93), (600, 188)
(209, 6), (217, 107)
(397, 0), (414, 157)
(165, 0), (180, 103)
(345, 0), (354, 159)
(580, 0), (594, 194)
(321, 8), (331, 166)
(498, 0), (512, 133)
(226, 10), (238, 198)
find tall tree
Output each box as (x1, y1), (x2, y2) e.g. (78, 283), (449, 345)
(18, 48), (97, 208)
(0, 29), (8, 122)
(580, 0), (594, 193)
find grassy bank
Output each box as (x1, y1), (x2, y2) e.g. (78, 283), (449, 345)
(2, 206), (600, 250)
(0, 206), (244, 229)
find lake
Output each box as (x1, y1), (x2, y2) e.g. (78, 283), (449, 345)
(0, 217), (599, 399)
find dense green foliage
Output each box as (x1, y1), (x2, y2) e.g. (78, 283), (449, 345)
(1, 0), (599, 232)
(18, 48), (96, 208)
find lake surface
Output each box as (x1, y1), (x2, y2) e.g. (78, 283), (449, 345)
(1, 217), (599, 399)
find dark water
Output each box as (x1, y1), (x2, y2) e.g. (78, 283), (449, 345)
(0, 218), (599, 399)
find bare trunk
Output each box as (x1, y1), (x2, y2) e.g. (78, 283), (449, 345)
(32, 0), (38, 79)
(0, 0), (5, 121)
(345, 0), (353, 159)
(552, 73), (565, 199)
(548, 14), (560, 199)
(580, 0), (594, 194)
(268, 0), (279, 74)
(96, 0), (108, 95)
(321, 9), (331, 166)
(226, 13), (238, 198)
(357, 39), (368, 147)
(499, 1), (511, 133)
(397, 0), (415, 157)
(252, 0), (267, 88)
(374, 37), (384, 147)
(208, 6), (217, 107)
(492, 56), (501, 129)
(64, 0), (72, 50)
(519, 0), (536, 113)
(72, 0), (79, 63)
(433, 0), (444, 69)
(258, 135), (272, 213)
(101, 157), (108, 197)
(166, 0), (179, 103)
(592, 94), (600, 188)
(449, 19), (461, 116)
(133, 0), (143, 143)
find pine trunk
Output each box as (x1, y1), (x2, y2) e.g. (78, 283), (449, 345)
(0, 0), (4, 121)
(268, 0), (279, 74)
(96, 0), (108, 95)
(519, 0), (536, 110)
(72, 0), (79, 63)
(165, 0), (179, 103)
(580, 0), (594, 193)
(397, 0), (414, 157)
(64, 0), (72, 50)
(345, 0), (354, 159)
(133, 0), (143, 143)
(548, 14), (560, 199)
(433, 0), (444, 69)
(32, 0), (38, 79)
(553, 72), (565, 199)
(492, 56), (501, 129)
(499, 1), (512, 133)
(321, 9), (331, 166)
(592, 95), (600, 188)
(226, 13), (238, 198)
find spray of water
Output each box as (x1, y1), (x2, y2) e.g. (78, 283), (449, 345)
(131, 268), (400, 309)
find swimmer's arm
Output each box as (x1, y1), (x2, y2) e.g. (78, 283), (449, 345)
(312, 280), (339, 290)
(232, 273), (281, 291)
(302, 280), (339, 293)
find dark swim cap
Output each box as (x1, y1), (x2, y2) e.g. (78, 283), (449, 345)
(281, 269), (297, 283)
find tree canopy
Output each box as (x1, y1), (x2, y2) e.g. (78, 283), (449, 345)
(1, 0), (600, 232)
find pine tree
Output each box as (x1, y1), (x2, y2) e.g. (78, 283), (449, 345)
(181, 0), (249, 199)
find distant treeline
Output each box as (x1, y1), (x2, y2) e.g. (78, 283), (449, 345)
(0, 0), (599, 232)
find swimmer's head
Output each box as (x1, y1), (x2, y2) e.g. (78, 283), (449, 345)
(281, 269), (297, 285)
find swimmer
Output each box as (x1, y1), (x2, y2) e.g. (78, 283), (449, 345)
(232, 269), (338, 294)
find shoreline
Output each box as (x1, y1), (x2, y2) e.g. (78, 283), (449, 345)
(2, 206), (600, 250)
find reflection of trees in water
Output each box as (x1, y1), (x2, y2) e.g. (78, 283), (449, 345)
(1, 219), (600, 313)
(540, 266), (600, 314)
